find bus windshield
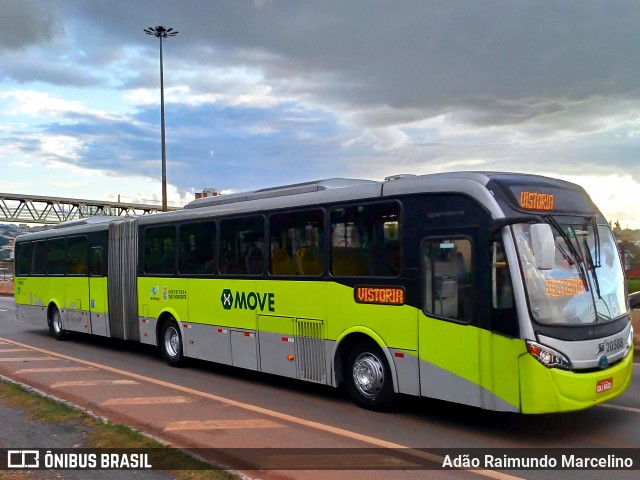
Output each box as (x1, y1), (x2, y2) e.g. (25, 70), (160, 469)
(513, 219), (628, 325)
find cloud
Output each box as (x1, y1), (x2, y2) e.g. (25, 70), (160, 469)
(1, 96), (359, 195)
(2, 90), (90, 118)
(0, 0), (58, 51)
(7, 1), (640, 136)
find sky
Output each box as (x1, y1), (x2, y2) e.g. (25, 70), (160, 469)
(1, 0), (640, 227)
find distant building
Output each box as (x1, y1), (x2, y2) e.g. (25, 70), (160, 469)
(195, 188), (219, 200)
(626, 268), (640, 280)
(0, 243), (13, 261)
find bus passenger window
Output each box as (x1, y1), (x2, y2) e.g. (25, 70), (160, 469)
(47, 238), (66, 275)
(15, 242), (33, 276)
(493, 241), (514, 310)
(220, 216), (264, 275)
(422, 238), (473, 322)
(179, 221), (216, 274)
(32, 241), (47, 275)
(269, 210), (324, 276)
(144, 226), (176, 275)
(66, 236), (87, 275)
(90, 246), (105, 277)
(330, 202), (401, 277)
(491, 240), (518, 337)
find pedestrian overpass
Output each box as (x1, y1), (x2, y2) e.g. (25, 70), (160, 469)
(0, 192), (179, 224)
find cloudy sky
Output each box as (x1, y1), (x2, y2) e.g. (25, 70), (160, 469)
(1, 0), (640, 226)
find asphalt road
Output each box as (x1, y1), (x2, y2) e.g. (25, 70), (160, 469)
(0, 295), (638, 480)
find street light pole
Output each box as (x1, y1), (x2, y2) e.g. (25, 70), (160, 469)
(144, 25), (178, 212)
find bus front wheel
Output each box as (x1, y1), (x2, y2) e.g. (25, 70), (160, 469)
(160, 319), (185, 367)
(48, 308), (66, 341)
(345, 341), (396, 411)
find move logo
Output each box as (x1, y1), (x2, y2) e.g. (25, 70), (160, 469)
(221, 288), (275, 312)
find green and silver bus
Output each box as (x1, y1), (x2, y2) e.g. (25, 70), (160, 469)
(14, 172), (634, 413)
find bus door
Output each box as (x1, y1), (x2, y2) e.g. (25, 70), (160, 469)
(419, 234), (483, 408)
(88, 244), (109, 337)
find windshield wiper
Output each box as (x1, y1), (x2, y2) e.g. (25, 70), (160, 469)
(582, 236), (602, 298)
(545, 215), (589, 292)
(591, 216), (601, 268)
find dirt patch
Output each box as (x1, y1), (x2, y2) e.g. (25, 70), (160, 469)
(631, 309), (640, 351)
(0, 280), (13, 296)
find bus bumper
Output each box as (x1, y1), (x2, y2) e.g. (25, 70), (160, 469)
(519, 347), (634, 414)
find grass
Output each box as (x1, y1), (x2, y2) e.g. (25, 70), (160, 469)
(0, 381), (84, 423)
(627, 279), (640, 294)
(0, 379), (237, 480)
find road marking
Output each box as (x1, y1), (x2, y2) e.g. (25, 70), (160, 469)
(598, 403), (640, 414)
(0, 309), (7, 312)
(0, 356), (59, 362)
(165, 419), (283, 431)
(51, 379), (139, 388)
(266, 453), (420, 469)
(0, 337), (522, 480)
(0, 348), (30, 353)
(15, 367), (96, 374)
(103, 396), (192, 406)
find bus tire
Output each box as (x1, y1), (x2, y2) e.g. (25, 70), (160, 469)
(345, 341), (396, 411)
(48, 307), (66, 341)
(160, 319), (185, 367)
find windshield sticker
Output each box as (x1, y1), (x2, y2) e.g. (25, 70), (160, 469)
(545, 278), (585, 297)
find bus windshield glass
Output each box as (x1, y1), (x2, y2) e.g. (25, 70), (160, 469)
(513, 219), (628, 325)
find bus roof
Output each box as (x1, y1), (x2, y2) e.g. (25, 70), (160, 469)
(15, 171), (596, 239)
(140, 171), (507, 226)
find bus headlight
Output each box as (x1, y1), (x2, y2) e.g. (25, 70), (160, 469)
(627, 325), (634, 354)
(526, 340), (571, 370)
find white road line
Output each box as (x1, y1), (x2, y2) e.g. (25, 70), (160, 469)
(0, 337), (522, 480)
(0, 356), (59, 362)
(51, 379), (139, 388)
(103, 396), (192, 406)
(15, 367), (96, 374)
(598, 403), (640, 414)
(164, 419), (283, 431)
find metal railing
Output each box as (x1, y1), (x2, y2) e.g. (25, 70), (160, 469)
(0, 193), (179, 224)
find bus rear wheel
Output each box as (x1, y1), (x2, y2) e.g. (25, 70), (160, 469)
(160, 319), (185, 367)
(48, 307), (66, 341)
(345, 341), (396, 411)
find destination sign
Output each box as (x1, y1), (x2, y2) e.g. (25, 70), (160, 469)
(354, 286), (405, 306)
(520, 191), (555, 211)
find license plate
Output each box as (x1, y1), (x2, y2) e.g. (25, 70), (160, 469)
(596, 378), (612, 394)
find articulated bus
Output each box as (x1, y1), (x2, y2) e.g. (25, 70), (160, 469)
(14, 172), (633, 413)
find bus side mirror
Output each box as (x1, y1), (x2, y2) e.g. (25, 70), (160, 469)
(530, 224), (555, 270)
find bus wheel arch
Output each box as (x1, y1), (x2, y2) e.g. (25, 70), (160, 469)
(335, 331), (397, 411)
(157, 313), (185, 367)
(47, 302), (66, 341)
